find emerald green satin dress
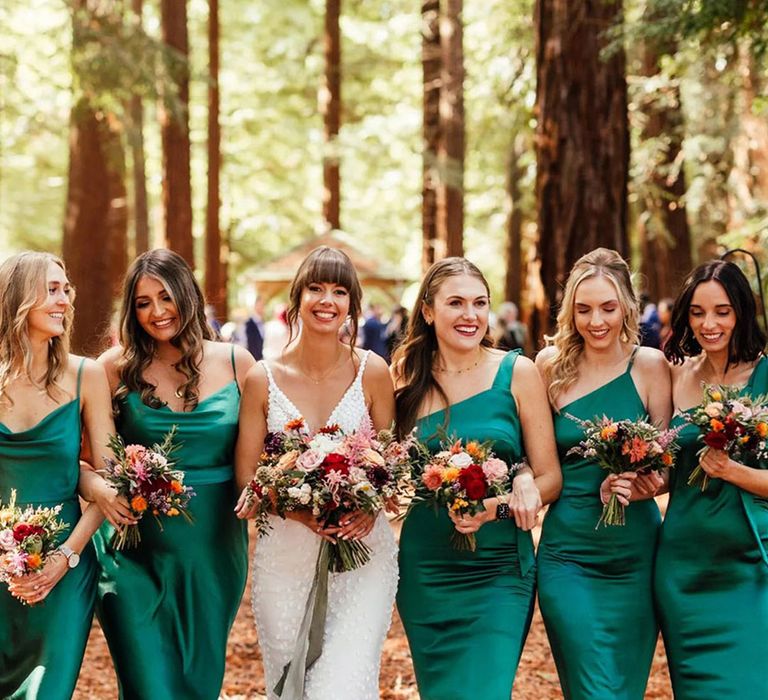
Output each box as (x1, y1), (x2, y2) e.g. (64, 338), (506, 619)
(537, 358), (660, 700)
(95, 366), (248, 699)
(655, 356), (768, 699)
(0, 361), (97, 699)
(398, 351), (536, 700)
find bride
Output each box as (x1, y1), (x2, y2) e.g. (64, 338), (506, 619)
(235, 246), (398, 700)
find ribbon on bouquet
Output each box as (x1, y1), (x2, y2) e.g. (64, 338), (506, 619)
(274, 542), (331, 699)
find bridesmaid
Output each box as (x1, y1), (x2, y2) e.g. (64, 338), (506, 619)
(393, 257), (561, 700)
(83, 249), (255, 699)
(0, 252), (116, 699)
(656, 260), (768, 698)
(535, 248), (672, 700)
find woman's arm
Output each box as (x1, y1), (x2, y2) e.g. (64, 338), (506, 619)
(234, 364), (269, 495)
(699, 449), (768, 497)
(364, 353), (396, 432)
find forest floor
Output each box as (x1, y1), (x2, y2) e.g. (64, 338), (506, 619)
(73, 518), (673, 700)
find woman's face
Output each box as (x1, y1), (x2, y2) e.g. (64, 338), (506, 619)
(134, 275), (181, 342)
(422, 274), (489, 354)
(27, 262), (72, 342)
(299, 281), (351, 336)
(688, 280), (736, 355)
(573, 275), (625, 351)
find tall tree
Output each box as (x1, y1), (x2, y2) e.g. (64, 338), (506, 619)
(435, 0), (464, 258)
(504, 134), (527, 306)
(322, 0), (342, 231)
(160, 0), (193, 264)
(421, 0), (441, 271)
(535, 0), (629, 317)
(63, 2), (128, 356)
(129, 0), (149, 256)
(205, 0), (226, 320)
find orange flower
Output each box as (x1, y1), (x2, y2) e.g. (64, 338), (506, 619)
(26, 552), (42, 570)
(285, 418), (305, 431)
(170, 480), (183, 494)
(465, 441), (483, 459)
(600, 424), (619, 441)
(662, 452), (673, 467)
(622, 436), (649, 463)
(442, 467), (460, 483)
(167, 508), (179, 517)
(131, 495), (148, 513)
(757, 422), (768, 438)
(710, 419), (725, 432)
(449, 440), (463, 455)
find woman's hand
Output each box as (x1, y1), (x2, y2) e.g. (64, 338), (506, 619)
(287, 510), (340, 543)
(8, 553), (69, 605)
(448, 505), (493, 534)
(91, 479), (136, 528)
(338, 510), (376, 541)
(510, 472), (542, 531)
(600, 472), (636, 506)
(699, 447), (736, 481)
(633, 470), (665, 498)
(234, 485), (261, 520)
(384, 494), (400, 515)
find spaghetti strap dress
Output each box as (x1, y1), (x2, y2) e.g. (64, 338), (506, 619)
(397, 351), (536, 700)
(655, 356), (768, 699)
(0, 360), (97, 700)
(94, 346), (248, 699)
(537, 350), (660, 699)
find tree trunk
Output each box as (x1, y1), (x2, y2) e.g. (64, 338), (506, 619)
(504, 134), (527, 306)
(436, 0), (464, 259)
(322, 0), (341, 231)
(205, 0), (226, 320)
(130, 0), (149, 256)
(421, 0), (441, 271)
(535, 0), (629, 321)
(160, 0), (193, 265)
(637, 8), (692, 301)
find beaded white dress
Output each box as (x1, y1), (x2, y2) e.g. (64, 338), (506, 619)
(252, 351), (399, 700)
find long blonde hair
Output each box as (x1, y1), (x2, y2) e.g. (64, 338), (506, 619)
(0, 252), (74, 404)
(540, 248), (639, 407)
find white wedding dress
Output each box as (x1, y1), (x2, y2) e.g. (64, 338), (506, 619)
(252, 351), (399, 700)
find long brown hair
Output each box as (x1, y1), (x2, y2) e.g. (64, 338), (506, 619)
(0, 252), (74, 405)
(115, 249), (213, 410)
(392, 257), (494, 438)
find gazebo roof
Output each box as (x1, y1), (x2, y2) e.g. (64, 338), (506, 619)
(247, 230), (410, 299)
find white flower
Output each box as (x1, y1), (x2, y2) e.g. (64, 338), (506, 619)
(704, 402), (724, 418)
(309, 434), (343, 456)
(730, 401), (753, 419)
(448, 452), (473, 468)
(0, 529), (15, 551)
(287, 484), (313, 505)
(353, 481), (374, 496)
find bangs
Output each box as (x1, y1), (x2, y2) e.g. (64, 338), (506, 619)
(296, 248), (358, 291)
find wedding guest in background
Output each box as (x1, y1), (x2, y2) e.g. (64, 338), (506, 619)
(242, 296), (265, 361)
(362, 303), (388, 359)
(496, 301), (529, 353)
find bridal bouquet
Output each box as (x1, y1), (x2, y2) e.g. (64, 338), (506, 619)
(101, 426), (194, 549)
(0, 489), (69, 590)
(685, 385), (768, 491)
(246, 416), (413, 572)
(567, 415), (682, 527)
(410, 435), (523, 551)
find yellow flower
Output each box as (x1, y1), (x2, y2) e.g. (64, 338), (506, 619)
(167, 508), (179, 517)
(442, 467), (460, 483)
(710, 390), (722, 402)
(465, 441), (483, 460)
(451, 498), (468, 511)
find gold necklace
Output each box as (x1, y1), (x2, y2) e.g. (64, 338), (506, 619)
(297, 351), (345, 385)
(434, 356), (483, 374)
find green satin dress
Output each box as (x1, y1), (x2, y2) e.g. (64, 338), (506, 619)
(398, 351), (536, 700)
(0, 360), (97, 700)
(537, 356), (660, 700)
(655, 356), (768, 699)
(95, 358), (248, 700)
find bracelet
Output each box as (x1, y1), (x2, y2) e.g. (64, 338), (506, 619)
(495, 502), (511, 520)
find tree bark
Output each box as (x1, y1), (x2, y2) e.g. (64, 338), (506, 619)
(421, 0), (441, 271)
(160, 0), (193, 265)
(637, 7), (692, 301)
(535, 0), (629, 321)
(436, 0), (464, 259)
(130, 0), (149, 256)
(504, 135), (527, 306)
(322, 0), (341, 231)
(205, 0), (226, 321)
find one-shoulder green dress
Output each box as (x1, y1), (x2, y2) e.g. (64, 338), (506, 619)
(537, 354), (660, 700)
(95, 354), (248, 700)
(0, 361), (97, 700)
(398, 351), (536, 700)
(655, 356), (768, 699)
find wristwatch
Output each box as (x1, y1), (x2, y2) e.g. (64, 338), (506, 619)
(57, 545), (81, 569)
(495, 501), (511, 520)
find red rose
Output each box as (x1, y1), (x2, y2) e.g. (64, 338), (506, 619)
(458, 464), (488, 501)
(12, 523), (45, 542)
(723, 417), (743, 440)
(322, 452), (350, 476)
(704, 430), (729, 451)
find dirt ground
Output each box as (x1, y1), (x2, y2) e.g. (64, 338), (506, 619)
(73, 520), (672, 700)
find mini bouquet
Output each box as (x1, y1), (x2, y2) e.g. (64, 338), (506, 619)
(0, 489), (69, 594)
(101, 426), (194, 550)
(685, 385), (768, 491)
(410, 435), (523, 551)
(567, 415), (682, 527)
(246, 416), (413, 573)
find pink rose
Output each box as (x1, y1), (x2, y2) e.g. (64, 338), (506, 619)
(277, 450), (301, 472)
(296, 449), (324, 472)
(422, 464), (444, 491)
(0, 529), (15, 551)
(125, 444), (148, 465)
(482, 457), (508, 484)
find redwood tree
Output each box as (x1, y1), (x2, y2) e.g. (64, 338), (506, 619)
(322, 0), (342, 231)
(129, 0), (149, 256)
(161, 0), (193, 264)
(535, 0), (629, 317)
(421, 0), (441, 271)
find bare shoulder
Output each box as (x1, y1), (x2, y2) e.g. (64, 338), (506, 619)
(243, 360), (270, 395)
(231, 343), (256, 378)
(511, 354), (540, 385)
(534, 345), (556, 368)
(633, 346), (669, 376)
(95, 345), (123, 390)
(360, 351), (394, 389)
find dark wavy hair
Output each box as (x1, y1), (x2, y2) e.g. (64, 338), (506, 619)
(115, 249), (214, 409)
(664, 260), (767, 366)
(286, 246), (363, 350)
(392, 257), (494, 439)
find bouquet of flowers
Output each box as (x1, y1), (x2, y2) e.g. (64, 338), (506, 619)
(246, 416), (413, 573)
(101, 426), (194, 550)
(410, 435), (523, 551)
(0, 489), (69, 592)
(567, 415), (682, 527)
(685, 385), (768, 491)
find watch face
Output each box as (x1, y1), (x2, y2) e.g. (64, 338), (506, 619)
(68, 552), (80, 568)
